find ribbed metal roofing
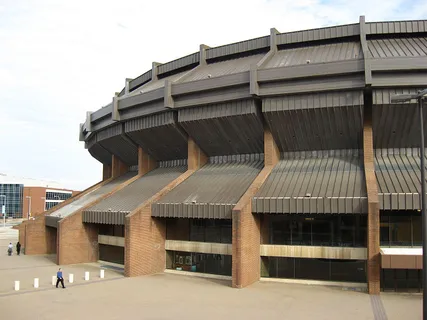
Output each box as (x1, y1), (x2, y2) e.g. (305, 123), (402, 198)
(46, 172), (137, 226)
(182, 54), (264, 83)
(124, 112), (188, 161)
(253, 150), (367, 214)
(368, 37), (427, 58)
(262, 92), (364, 152)
(152, 154), (264, 219)
(375, 148), (426, 210)
(178, 100), (264, 156)
(83, 163), (187, 225)
(129, 70), (189, 96)
(373, 88), (427, 149)
(265, 42), (363, 69)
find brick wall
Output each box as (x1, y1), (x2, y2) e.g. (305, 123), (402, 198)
(112, 155), (129, 178)
(57, 211), (98, 265)
(22, 187), (46, 219)
(56, 171), (141, 265)
(103, 163), (112, 180)
(188, 137), (208, 170)
(24, 216), (56, 255)
(20, 177), (112, 257)
(364, 102), (381, 295)
(125, 137), (207, 277)
(232, 127), (279, 288)
(138, 147), (157, 175)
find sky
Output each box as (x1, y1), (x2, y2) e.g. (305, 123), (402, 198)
(0, 0), (426, 191)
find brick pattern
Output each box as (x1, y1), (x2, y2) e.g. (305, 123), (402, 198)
(112, 155), (129, 178)
(363, 105), (381, 295)
(232, 128), (279, 288)
(57, 171), (141, 265)
(24, 216), (57, 255)
(19, 176), (113, 256)
(57, 211), (98, 264)
(188, 137), (208, 170)
(125, 170), (196, 277)
(103, 164), (112, 180)
(138, 147), (157, 175)
(22, 187), (47, 219)
(125, 137), (207, 277)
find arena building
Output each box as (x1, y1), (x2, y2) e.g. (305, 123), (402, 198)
(20, 16), (427, 294)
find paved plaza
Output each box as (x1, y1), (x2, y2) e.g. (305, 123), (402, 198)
(0, 227), (422, 320)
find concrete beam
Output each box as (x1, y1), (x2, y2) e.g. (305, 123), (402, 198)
(359, 16), (372, 86)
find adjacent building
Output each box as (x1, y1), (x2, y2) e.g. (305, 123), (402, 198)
(21, 16), (427, 294)
(0, 173), (79, 219)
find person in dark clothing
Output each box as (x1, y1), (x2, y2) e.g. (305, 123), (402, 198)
(56, 268), (66, 288)
(16, 242), (21, 256)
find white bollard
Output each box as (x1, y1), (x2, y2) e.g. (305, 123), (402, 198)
(100, 269), (105, 279)
(52, 276), (56, 286)
(84, 271), (90, 281)
(14, 281), (20, 291)
(69, 274), (74, 283)
(34, 278), (39, 288)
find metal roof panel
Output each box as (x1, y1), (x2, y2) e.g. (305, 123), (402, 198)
(152, 154), (263, 219)
(265, 42), (363, 69)
(253, 150), (367, 214)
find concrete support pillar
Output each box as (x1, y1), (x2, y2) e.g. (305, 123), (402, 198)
(138, 147), (157, 176)
(232, 125), (280, 288)
(111, 155), (128, 178)
(188, 137), (208, 170)
(363, 94), (381, 295)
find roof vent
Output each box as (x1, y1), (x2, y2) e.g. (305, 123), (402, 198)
(207, 74), (212, 78)
(306, 60), (310, 64)
(305, 193), (311, 198)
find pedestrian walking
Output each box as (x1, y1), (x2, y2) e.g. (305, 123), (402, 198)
(56, 268), (66, 289)
(16, 242), (21, 256)
(7, 242), (12, 256)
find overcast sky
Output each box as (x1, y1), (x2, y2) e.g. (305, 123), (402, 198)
(0, 0), (426, 190)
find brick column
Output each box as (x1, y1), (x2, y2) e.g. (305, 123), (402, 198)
(138, 147), (157, 175)
(364, 99), (381, 295)
(232, 126), (279, 288)
(23, 216), (56, 255)
(103, 164), (112, 180)
(111, 155), (128, 178)
(125, 137), (206, 277)
(188, 137), (208, 170)
(57, 173), (140, 265)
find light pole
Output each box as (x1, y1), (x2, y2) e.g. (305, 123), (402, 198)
(0, 195), (6, 228)
(391, 89), (427, 318)
(26, 196), (32, 220)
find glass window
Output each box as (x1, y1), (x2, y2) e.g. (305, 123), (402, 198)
(169, 251), (231, 276)
(0, 184), (24, 218)
(295, 258), (330, 281)
(412, 214), (422, 247)
(312, 218), (332, 246)
(337, 216), (356, 247)
(390, 215), (412, 246)
(380, 215), (390, 246)
(270, 216), (292, 245)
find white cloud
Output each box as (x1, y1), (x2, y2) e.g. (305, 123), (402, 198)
(0, 0), (425, 190)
